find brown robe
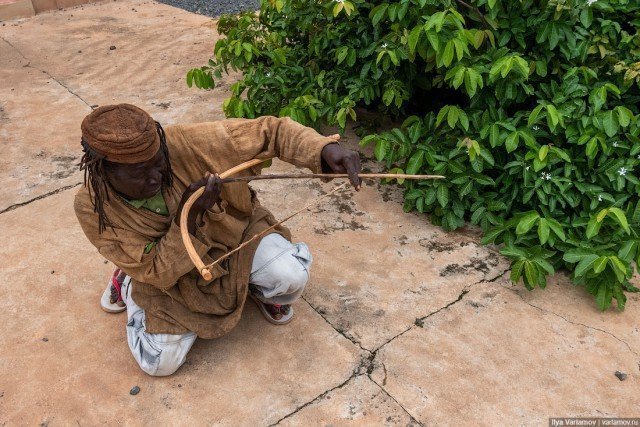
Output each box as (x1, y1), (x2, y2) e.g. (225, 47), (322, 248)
(75, 116), (334, 338)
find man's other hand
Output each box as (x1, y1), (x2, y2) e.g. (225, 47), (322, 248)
(321, 137), (362, 191)
(175, 173), (223, 234)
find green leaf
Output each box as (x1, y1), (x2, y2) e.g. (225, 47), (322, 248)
(458, 110), (469, 131)
(528, 105), (544, 127)
(516, 211), (539, 235)
(563, 249), (593, 263)
(408, 26), (422, 55)
(511, 259), (525, 282)
(580, 7), (593, 27)
(406, 151), (425, 175)
(524, 261), (538, 287)
(546, 105), (560, 127)
(186, 69), (194, 87)
(435, 106), (449, 128)
(374, 139), (390, 161)
(574, 254), (599, 277)
(388, 50), (399, 66)
(603, 110), (619, 137)
(586, 216), (602, 239)
(615, 106), (633, 128)
(369, 3), (387, 25)
(538, 145), (549, 161)
(490, 124), (500, 147)
(546, 218), (566, 241)
(538, 218), (550, 244)
(505, 132), (520, 153)
(609, 256), (628, 282)
(618, 240), (637, 262)
(437, 185), (449, 207)
(595, 282), (612, 311)
(592, 256), (608, 274)
(442, 41), (454, 67)
(613, 284), (626, 310)
(608, 207), (630, 234)
(481, 227), (504, 245)
(332, 2), (343, 17)
(447, 106), (459, 129)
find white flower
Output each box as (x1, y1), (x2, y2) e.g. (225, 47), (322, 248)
(526, 166), (530, 171)
(335, 0), (345, 3)
(618, 167), (627, 176)
(532, 125), (540, 131)
(540, 172), (552, 180)
(598, 195), (603, 202)
(613, 142), (618, 147)
(637, 154), (640, 160)
(381, 43), (388, 49)
(265, 72), (271, 77)
(587, 0), (597, 5)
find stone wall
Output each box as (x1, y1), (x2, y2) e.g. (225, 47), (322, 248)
(0, 0), (100, 20)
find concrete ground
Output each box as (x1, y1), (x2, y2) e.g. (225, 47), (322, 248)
(0, 1), (638, 425)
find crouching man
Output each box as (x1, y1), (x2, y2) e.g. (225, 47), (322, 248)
(74, 104), (361, 376)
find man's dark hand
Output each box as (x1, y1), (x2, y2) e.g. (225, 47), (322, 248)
(175, 173), (223, 235)
(321, 137), (362, 191)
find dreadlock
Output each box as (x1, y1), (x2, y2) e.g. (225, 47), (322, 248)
(79, 121), (173, 234)
(156, 121), (174, 188)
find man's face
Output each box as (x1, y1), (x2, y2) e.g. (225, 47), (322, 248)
(104, 149), (167, 200)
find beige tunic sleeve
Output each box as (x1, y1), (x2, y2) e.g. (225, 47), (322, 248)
(222, 116), (336, 173)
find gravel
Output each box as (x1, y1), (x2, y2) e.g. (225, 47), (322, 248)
(615, 371), (627, 381)
(129, 386), (140, 395)
(156, 0), (259, 18)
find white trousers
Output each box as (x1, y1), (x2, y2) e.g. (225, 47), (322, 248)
(122, 233), (312, 376)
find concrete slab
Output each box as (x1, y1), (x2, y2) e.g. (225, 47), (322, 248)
(0, 189), (363, 425)
(0, 0), (232, 211)
(500, 273), (640, 354)
(370, 281), (640, 425)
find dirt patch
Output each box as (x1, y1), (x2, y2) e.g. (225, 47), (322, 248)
(419, 239), (457, 252)
(396, 235), (408, 246)
(439, 253), (501, 277)
(439, 264), (468, 276)
(314, 219), (369, 235)
(48, 155), (79, 180)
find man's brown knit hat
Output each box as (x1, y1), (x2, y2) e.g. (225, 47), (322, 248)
(81, 104), (160, 164)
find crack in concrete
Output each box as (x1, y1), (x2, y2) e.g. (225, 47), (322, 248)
(268, 372), (364, 426)
(509, 288), (639, 358)
(480, 266), (511, 283)
(368, 374), (424, 427)
(0, 183), (81, 214)
(301, 295), (369, 353)
(1, 36), (91, 108)
(292, 262), (507, 426)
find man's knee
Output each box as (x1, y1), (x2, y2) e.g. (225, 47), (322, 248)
(277, 257), (309, 294)
(127, 320), (196, 377)
(136, 356), (182, 377)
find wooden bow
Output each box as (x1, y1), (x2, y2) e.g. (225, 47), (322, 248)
(180, 158), (267, 280)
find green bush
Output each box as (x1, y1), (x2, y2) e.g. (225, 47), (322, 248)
(189, 0), (640, 310)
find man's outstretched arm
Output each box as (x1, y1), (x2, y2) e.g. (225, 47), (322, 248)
(223, 116), (362, 189)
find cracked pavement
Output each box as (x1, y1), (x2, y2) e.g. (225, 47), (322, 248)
(1, 0), (639, 425)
